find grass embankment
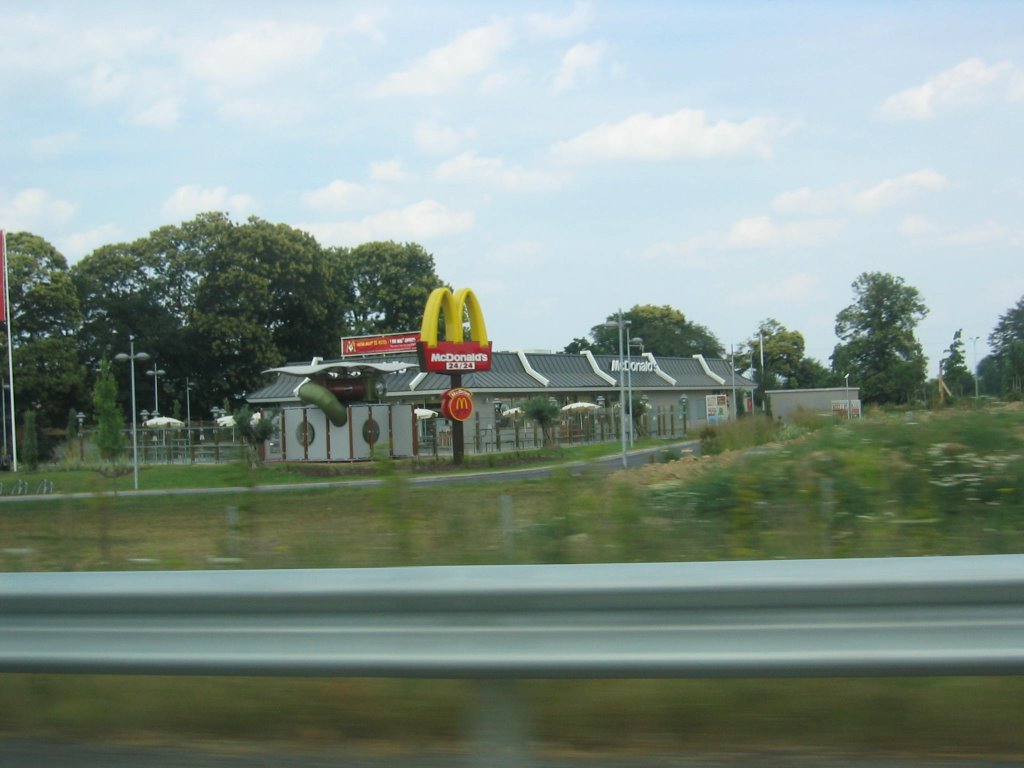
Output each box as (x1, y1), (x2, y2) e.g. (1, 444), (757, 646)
(2, 405), (1023, 757)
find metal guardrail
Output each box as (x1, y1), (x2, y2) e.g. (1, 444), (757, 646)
(3, 554), (1024, 678)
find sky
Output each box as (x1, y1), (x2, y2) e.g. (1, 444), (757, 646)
(2, 1), (1022, 372)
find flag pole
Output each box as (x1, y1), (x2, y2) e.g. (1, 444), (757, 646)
(2, 230), (16, 472)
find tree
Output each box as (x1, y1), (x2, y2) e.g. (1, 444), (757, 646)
(832, 272), (928, 405)
(568, 305), (724, 358)
(339, 241), (445, 335)
(746, 319), (807, 409)
(940, 329), (973, 398)
(521, 396), (561, 447)
(92, 358), (126, 460)
(2, 232), (86, 431)
(232, 405), (278, 468)
(989, 296), (1024, 395)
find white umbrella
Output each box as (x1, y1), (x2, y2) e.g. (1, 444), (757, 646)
(415, 408), (438, 420)
(215, 414), (236, 427)
(561, 401), (599, 412)
(502, 407), (523, 416)
(144, 416), (185, 428)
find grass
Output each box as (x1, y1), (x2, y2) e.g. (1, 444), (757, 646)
(2, 404), (1024, 756)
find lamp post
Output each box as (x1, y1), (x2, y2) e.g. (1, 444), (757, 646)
(844, 373), (851, 420)
(114, 338), (150, 490)
(146, 363), (166, 416)
(970, 336), (980, 400)
(628, 337), (644, 445)
(186, 378), (194, 450)
(602, 311), (630, 468)
(1, 382), (8, 466)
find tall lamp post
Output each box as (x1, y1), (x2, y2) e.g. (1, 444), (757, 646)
(114, 339), (150, 490)
(970, 335), (980, 400)
(844, 372), (851, 420)
(146, 363), (166, 416)
(603, 311), (630, 468)
(628, 337), (644, 446)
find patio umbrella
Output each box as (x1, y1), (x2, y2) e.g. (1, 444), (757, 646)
(502, 407), (524, 416)
(415, 408), (438, 420)
(561, 401), (599, 411)
(215, 414), (236, 427)
(144, 416), (185, 427)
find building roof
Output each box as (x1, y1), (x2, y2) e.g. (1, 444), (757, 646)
(246, 350), (753, 405)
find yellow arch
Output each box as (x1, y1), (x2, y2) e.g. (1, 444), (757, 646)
(420, 287), (489, 346)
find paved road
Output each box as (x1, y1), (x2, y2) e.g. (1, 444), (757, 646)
(0, 740), (1017, 767)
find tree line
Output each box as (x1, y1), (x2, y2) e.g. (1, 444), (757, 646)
(3, 213), (1024, 460)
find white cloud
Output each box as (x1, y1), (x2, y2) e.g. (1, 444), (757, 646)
(727, 273), (819, 307)
(132, 96), (181, 127)
(370, 160), (413, 182)
(30, 131), (79, 159)
(61, 223), (123, 262)
(0, 188), (78, 231)
(553, 108), (787, 162)
(525, 1), (593, 39)
(722, 215), (845, 249)
(899, 215), (934, 237)
(348, 11), (386, 43)
(553, 41), (607, 93)
(881, 58), (1012, 120)
(301, 180), (366, 213)
(186, 22), (327, 90)
(161, 185), (256, 221)
(854, 169), (948, 212)
(934, 221), (1010, 247)
(774, 170), (948, 215)
(304, 200), (474, 246)
(414, 119), (475, 155)
(375, 22), (514, 96)
(435, 151), (566, 191)
(72, 62), (129, 103)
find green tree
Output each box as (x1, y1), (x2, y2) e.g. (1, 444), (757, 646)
(832, 272), (929, 405)
(940, 329), (973, 397)
(569, 305), (723, 357)
(747, 319), (808, 409)
(339, 241), (445, 335)
(232, 405), (278, 468)
(92, 358), (126, 460)
(2, 232), (85, 432)
(521, 396), (561, 447)
(989, 296), (1024, 395)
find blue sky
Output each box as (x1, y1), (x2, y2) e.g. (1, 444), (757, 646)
(2, 1), (1022, 372)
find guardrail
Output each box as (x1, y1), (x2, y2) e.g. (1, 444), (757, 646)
(3, 554), (1024, 678)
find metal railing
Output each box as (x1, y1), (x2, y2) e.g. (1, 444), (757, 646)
(3, 554), (1023, 678)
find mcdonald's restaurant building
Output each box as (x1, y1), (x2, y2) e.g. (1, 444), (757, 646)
(247, 349), (755, 461)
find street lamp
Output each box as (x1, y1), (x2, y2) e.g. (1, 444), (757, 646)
(844, 373), (851, 420)
(114, 338), (150, 490)
(146, 363), (166, 416)
(602, 311), (630, 468)
(186, 378), (194, 450)
(970, 336), (980, 400)
(628, 337), (644, 446)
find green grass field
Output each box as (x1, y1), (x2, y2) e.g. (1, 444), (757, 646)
(2, 404), (1023, 757)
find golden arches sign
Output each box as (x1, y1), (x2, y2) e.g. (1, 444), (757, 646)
(417, 287), (493, 373)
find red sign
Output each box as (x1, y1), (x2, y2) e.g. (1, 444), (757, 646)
(441, 388), (474, 422)
(418, 340), (493, 373)
(341, 333), (420, 357)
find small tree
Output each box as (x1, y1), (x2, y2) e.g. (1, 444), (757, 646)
(92, 358), (126, 460)
(233, 405), (278, 467)
(521, 396), (561, 447)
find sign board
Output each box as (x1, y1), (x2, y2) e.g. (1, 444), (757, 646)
(341, 333), (420, 357)
(831, 400), (862, 418)
(706, 394), (729, 425)
(441, 388), (474, 422)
